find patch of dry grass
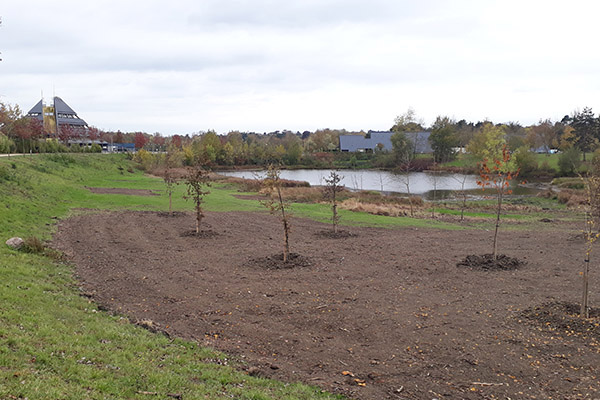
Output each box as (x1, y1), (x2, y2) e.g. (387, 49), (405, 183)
(339, 198), (423, 217)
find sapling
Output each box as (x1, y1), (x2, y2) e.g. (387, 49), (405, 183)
(579, 160), (600, 318)
(183, 164), (211, 234)
(428, 162), (439, 218)
(395, 160), (415, 217)
(323, 170), (344, 233)
(163, 162), (177, 216)
(476, 144), (518, 260)
(452, 167), (470, 222)
(261, 164), (292, 262)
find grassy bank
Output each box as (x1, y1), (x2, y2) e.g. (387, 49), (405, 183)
(0, 154), (341, 400)
(0, 154), (569, 399)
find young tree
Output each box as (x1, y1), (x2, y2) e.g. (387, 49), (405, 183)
(579, 156), (600, 317)
(164, 155), (177, 216)
(451, 154), (471, 222)
(261, 164), (292, 262)
(453, 172), (469, 222)
(183, 164), (211, 234)
(323, 171), (344, 233)
(477, 144), (518, 260)
(428, 162), (439, 218)
(392, 132), (416, 216)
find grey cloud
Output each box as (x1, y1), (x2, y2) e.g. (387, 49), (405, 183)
(186, 0), (445, 29)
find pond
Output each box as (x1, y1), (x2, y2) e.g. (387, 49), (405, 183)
(220, 169), (491, 199)
(221, 169), (544, 200)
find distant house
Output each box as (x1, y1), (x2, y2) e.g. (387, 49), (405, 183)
(107, 143), (135, 153)
(339, 130), (432, 153)
(532, 145), (558, 154)
(64, 140), (135, 153)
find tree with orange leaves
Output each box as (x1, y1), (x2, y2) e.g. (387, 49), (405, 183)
(477, 144), (519, 260)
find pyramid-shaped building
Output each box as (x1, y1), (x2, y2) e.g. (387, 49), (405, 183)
(27, 96), (88, 135)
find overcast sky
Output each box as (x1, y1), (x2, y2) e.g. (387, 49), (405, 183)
(1, 1), (599, 135)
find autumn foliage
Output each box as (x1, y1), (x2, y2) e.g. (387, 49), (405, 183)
(323, 171), (344, 233)
(476, 144), (519, 260)
(261, 164), (292, 262)
(183, 165), (211, 233)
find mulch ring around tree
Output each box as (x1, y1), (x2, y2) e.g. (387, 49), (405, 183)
(246, 252), (311, 269)
(85, 187), (160, 196)
(180, 229), (220, 238)
(314, 229), (357, 239)
(520, 301), (600, 341)
(457, 253), (526, 271)
(156, 211), (187, 218)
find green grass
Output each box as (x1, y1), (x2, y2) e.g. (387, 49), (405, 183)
(290, 202), (466, 230)
(534, 153), (559, 170)
(0, 154), (572, 399)
(0, 154), (342, 400)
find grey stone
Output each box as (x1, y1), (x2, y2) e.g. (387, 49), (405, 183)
(6, 237), (24, 250)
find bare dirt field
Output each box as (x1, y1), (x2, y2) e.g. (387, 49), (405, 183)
(53, 211), (599, 399)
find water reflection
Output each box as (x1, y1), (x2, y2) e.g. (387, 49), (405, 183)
(221, 169), (485, 199)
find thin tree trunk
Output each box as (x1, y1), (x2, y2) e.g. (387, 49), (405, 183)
(431, 182), (436, 219)
(277, 186), (289, 262)
(332, 189), (338, 233)
(581, 257), (590, 318)
(282, 218), (290, 262)
(493, 190), (503, 260)
(195, 205), (201, 233)
(333, 204), (338, 234)
(460, 175), (467, 222)
(431, 167), (437, 218)
(404, 170), (413, 217)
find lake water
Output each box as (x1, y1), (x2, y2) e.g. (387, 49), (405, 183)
(220, 169), (487, 199)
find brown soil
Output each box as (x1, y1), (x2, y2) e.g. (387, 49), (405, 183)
(457, 254), (526, 271)
(85, 187), (160, 196)
(314, 230), (357, 239)
(53, 211), (600, 400)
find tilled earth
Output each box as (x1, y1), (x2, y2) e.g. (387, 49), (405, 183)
(53, 211), (599, 399)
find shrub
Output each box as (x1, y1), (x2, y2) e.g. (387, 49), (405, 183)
(558, 147), (582, 176)
(90, 143), (103, 153)
(537, 188), (556, 199)
(408, 157), (434, 171)
(0, 164), (17, 182)
(557, 190), (571, 204)
(22, 236), (45, 254)
(538, 160), (556, 176)
(46, 153), (76, 166)
(0, 134), (16, 153)
(514, 147), (538, 176)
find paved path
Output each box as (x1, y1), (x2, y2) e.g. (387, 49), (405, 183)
(0, 153), (38, 157)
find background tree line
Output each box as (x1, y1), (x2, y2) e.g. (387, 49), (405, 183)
(3, 99), (600, 176)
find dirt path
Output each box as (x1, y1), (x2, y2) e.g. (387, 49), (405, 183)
(53, 211), (599, 399)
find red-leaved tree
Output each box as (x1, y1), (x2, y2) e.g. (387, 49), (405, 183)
(134, 132), (149, 150)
